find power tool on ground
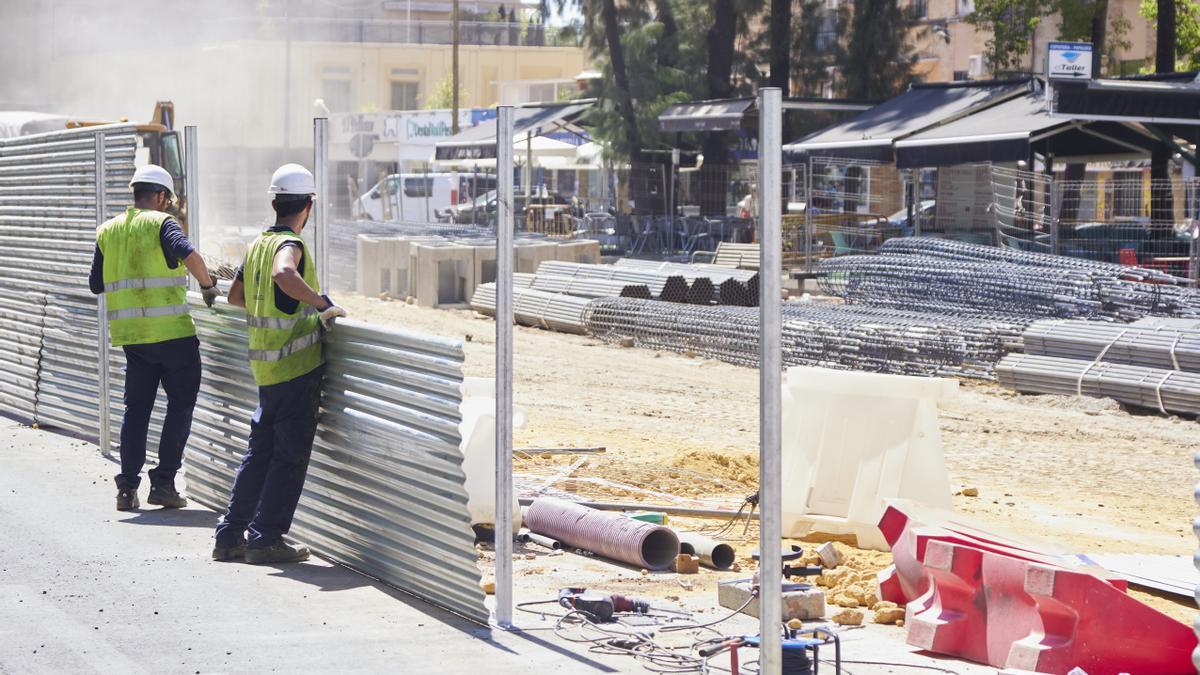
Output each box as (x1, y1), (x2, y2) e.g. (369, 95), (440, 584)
(558, 588), (650, 623)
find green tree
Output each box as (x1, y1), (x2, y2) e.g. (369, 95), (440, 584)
(425, 73), (469, 110)
(843, 0), (916, 99)
(968, 0), (1051, 75)
(1140, 0), (1200, 70)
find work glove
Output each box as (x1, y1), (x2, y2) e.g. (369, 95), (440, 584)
(318, 294), (347, 331)
(201, 283), (220, 308)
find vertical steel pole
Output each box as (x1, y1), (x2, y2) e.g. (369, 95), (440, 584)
(494, 105), (515, 628)
(757, 87), (783, 675)
(911, 169), (922, 237)
(184, 126), (201, 288)
(95, 133), (111, 457)
(314, 118), (331, 291)
(803, 157), (813, 273)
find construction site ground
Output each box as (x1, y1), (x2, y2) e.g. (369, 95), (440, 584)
(340, 292), (1198, 632)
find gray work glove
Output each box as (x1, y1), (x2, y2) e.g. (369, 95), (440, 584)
(201, 283), (220, 308)
(318, 294), (346, 330)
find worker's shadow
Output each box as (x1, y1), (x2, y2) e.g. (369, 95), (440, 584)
(120, 508), (217, 528)
(265, 561), (372, 593)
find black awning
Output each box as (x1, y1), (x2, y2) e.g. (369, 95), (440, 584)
(434, 101), (593, 161)
(657, 97), (874, 133)
(895, 93), (1157, 167)
(1054, 76), (1200, 125)
(659, 98), (754, 133)
(784, 80), (1029, 162)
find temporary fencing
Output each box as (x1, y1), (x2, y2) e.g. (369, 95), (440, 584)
(0, 126), (488, 624)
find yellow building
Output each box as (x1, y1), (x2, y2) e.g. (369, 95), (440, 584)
(906, 0), (1158, 82)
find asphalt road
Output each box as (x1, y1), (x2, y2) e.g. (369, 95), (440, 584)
(0, 420), (627, 674)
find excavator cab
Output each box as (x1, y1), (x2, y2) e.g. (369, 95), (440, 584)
(66, 100), (189, 232)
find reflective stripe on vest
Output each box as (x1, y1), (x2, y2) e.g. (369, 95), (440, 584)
(247, 329), (322, 362)
(245, 306), (316, 330)
(96, 207), (196, 347)
(103, 276), (188, 293)
(108, 304), (190, 321)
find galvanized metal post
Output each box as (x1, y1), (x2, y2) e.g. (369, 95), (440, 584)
(803, 157), (813, 273)
(911, 169), (922, 237)
(494, 105), (515, 628)
(757, 87), (783, 675)
(1049, 173), (1061, 256)
(184, 126), (200, 289)
(314, 118), (330, 291)
(95, 133), (112, 457)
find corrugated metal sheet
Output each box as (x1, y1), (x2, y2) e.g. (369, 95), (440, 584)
(184, 297), (487, 622)
(0, 126), (489, 625)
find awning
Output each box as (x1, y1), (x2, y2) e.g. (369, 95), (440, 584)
(1053, 75), (1200, 126)
(895, 93), (1161, 167)
(784, 80), (1029, 162)
(658, 97), (875, 133)
(434, 100), (593, 161)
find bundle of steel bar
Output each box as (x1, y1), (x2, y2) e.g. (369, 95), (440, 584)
(512, 272), (651, 299)
(470, 283), (590, 334)
(614, 258), (760, 306)
(879, 236), (1188, 285)
(1022, 319), (1200, 373)
(582, 298), (1025, 378)
(996, 353), (1200, 416)
(818, 253), (1200, 322)
(538, 261), (691, 303)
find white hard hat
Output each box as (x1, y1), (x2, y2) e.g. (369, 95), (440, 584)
(129, 164), (175, 196)
(268, 163), (317, 197)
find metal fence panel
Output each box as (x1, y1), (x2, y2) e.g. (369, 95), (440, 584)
(0, 126), (488, 625)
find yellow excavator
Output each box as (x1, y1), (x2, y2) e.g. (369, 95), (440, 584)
(60, 101), (191, 231)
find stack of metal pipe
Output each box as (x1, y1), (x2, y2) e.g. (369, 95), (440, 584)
(996, 354), (1200, 416)
(537, 261), (691, 303)
(470, 283), (591, 334)
(582, 298), (1025, 378)
(614, 258), (760, 306)
(997, 317), (1200, 415)
(1022, 319), (1200, 372)
(512, 272), (651, 299)
(879, 236), (1188, 285)
(819, 252), (1200, 322)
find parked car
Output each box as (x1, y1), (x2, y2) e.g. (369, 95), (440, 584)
(355, 172), (496, 221)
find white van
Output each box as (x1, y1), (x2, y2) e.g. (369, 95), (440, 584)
(354, 172), (496, 222)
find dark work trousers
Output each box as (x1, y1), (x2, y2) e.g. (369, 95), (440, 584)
(215, 365), (325, 549)
(116, 336), (202, 490)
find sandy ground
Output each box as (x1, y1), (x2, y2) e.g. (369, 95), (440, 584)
(338, 293), (1199, 626)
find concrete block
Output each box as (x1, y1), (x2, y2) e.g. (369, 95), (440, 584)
(556, 239), (601, 265)
(411, 241), (476, 308)
(514, 241), (560, 275)
(355, 235), (387, 296)
(717, 579), (825, 621)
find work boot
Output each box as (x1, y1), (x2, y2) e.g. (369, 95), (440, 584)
(116, 488), (140, 511)
(147, 483), (188, 509)
(212, 539), (247, 562)
(244, 541), (310, 565)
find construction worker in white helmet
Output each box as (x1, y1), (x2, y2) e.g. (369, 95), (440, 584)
(212, 163), (346, 564)
(89, 164), (221, 511)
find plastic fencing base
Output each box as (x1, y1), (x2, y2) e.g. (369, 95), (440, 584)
(877, 502), (1194, 674)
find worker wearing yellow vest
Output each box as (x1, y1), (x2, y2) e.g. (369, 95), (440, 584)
(212, 164), (346, 564)
(89, 164), (221, 511)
